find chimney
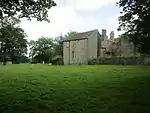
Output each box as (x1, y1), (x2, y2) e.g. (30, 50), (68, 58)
(110, 31), (114, 40)
(102, 29), (107, 40)
(102, 29), (106, 37)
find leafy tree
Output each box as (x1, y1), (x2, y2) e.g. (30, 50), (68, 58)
(53, 31), (77, 58)
(0, 0), (56, 22)
(28, 31), (77, 64)
(54, 36), (65, 57)
(29, 37), (54, 63)
(64, 31), (77, 39)
(19, 55), (30, 63)
(117, 0), (150, 54)
(0, 18), (27, 65)
(51, 36), (65, 65)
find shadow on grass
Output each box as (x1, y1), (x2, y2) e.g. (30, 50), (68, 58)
(0, 74), (150, 113)
(107, 75), (150, 113)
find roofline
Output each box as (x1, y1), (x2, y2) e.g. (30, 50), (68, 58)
(63, 38), (88, 42)
(63, 29), (99, 42)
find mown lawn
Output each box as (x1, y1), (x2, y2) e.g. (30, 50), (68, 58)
(0, 64), (150, 113)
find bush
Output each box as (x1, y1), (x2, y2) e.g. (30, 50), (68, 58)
(88, 58), (98, 65)
(51, 55), (64, 65)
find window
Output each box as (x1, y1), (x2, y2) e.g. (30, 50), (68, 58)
(72, 51), (75, 60)
(72, 43), (75, 48)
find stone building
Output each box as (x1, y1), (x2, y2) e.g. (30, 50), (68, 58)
(63, 29), (136, 65)
(120, 34), (136, 56)
(110, 31), (115, 41)
(63, 29), (101, 65)
(100, 31), (136, 57)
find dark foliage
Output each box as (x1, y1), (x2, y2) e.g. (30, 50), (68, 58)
(29, 31), (75, 64)
(117, 0), (150, 54)
(0, 18), (28, 64)
(0, 0), (56, 22)
(29, 37), (54, 64)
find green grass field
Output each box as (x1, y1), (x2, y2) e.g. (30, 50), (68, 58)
(0, 64), (150, 113)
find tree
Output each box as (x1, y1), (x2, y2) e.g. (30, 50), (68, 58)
(29, 37), (54, 63)
(53, 31), (77, 58)
(0, 18), (27, 64)
(117, 0), (150, 54)
(64, 31), (77, 39)
(19, 55), (30, 63)
(54, 36), (65, 57)
(0, 0), (56, 22)
(28, 31), (77, 64)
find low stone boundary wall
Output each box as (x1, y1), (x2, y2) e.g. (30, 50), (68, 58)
(88, 56), (150, 65)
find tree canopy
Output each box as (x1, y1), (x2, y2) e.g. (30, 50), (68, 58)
(117, 0), (150, 54)
(29, 37), (54, 63)
(0, 18), (27, 64)
(0, 0), (56, 22)
(28, 31), (76, 64)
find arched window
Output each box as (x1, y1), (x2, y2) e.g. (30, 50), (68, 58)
(72, 51), (75, 60)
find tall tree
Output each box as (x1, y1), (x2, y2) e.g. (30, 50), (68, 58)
(29, 37), (54, 63)
(0, 18), (27, 64)
(54, 36), (65, 57)
(117, 0), (150, 54)
(0, 0), (56, 22)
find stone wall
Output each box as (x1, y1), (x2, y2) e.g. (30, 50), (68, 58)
(63, 39), (88, 65)
(88, 56), (150, 66)
(87, 30), (99, 59)
(120, 35), (135, 56)
(63, 41), (70, 65)
(63, 30), (101, 65)
(70, 39), (88, 65)
(100, 35), (136, 57)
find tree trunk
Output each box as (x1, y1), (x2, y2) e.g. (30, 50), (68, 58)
(3, 61), (7, 65)
(12, 60), (15, 64)
(2, 55), (7, 65)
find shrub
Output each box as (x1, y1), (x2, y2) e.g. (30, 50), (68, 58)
(88, 58), (98, 65)
(51, 55), (64, 65)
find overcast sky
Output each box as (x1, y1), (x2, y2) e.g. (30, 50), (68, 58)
(20, 0), (122, 41)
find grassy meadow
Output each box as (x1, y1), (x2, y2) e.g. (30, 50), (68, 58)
(0, 64), (150, 113)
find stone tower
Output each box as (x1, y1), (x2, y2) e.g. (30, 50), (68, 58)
(110, 31), (114, 40)
(102, 29), (108, 40)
